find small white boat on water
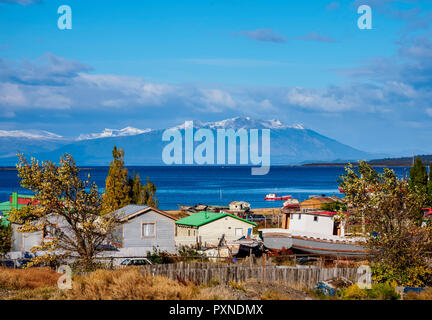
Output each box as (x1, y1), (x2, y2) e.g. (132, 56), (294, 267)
(260, 210), (368, 257)
(264, 193), (292, 200)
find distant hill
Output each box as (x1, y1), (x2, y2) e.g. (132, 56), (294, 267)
(302, 154), (432, 167)
(0, 117), (380, 166)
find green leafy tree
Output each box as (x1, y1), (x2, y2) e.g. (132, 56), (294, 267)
(128, 172), (159, 208)
(128, 171), (143, 204)
(320, 201), (347, 213)
(9, 154), (120, 268)
(102, 146), (131, 214)
(142, 176), (158, 208)
(339, 161), (432, 285)
(427, 165), (432, 206)
(0, 223), (12, 256)
(409, 157), (428, 197)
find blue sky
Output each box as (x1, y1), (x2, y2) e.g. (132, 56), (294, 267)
(1, 0), (432, 154)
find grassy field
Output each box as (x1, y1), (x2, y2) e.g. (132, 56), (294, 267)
(1, 267), (430, 300)
(0, 267), (314, 300)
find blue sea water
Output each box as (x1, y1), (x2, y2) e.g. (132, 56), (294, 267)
(0, 166), (410, 210)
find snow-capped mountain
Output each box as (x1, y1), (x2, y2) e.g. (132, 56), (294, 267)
(0, 129), (64, 140)
(0, 130), (68, 162)
(0, 117), (380, 165)
(77, 127), (152, 141)
(171, 117), (304, 130)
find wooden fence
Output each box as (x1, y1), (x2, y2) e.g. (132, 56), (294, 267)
(140, 262), (361, 288)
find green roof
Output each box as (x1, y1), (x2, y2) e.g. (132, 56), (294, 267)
(15, 194), (34, 199)
(176, 211), (257, 227)
(0, 193), (35, 227)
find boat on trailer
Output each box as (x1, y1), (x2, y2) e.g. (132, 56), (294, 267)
(260, 210), (368, 258)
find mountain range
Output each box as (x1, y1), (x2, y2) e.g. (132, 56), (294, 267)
(0, 117), (380, 166)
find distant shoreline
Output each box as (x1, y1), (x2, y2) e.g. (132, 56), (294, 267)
(300, 162), (411, 167)
(0, 164), (412, 170)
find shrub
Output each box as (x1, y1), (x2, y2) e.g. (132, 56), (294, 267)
(207, 278), (220, 287)
(372, 264), (432, 287)
(340, 284), (368, 300)
(177, 246), (208, 262)
(367, 283), (400, 300)
(146, 248), (176, 264)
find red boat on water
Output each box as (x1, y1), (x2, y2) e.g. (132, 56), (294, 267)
(264, 193), (292, 201)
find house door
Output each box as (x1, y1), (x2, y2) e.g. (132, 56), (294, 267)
(333, 221), (341, 236)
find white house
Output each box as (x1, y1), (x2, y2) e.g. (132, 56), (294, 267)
(229, 201), (250, 213)
(175, 211), (257, 247)
(287, 211), (347, 237)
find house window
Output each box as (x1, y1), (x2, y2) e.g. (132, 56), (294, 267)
(142, 223), (155, 238)
(290, 214), (293, 219)
(235, 228), (243, 237)
(314, 216), (318, 222)
(298, 214), (301, 220)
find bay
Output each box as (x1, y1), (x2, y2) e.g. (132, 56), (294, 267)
(0, 166), (410, 210)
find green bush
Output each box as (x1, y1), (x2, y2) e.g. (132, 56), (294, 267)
(340, 284), (368, 300)
(367, 283), (400, 300)
(372, 264), (432, 287)
(0, 223), (12, 255)
(339, 283), (400, 300)
(146, 248), (176, 264)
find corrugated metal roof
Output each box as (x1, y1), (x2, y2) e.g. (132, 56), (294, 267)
(176, 211), (257, 227)
(112, 205), (149, 219)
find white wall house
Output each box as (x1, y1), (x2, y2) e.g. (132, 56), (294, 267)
(288, 211), (345, 236)
(175, 211), (257, 247)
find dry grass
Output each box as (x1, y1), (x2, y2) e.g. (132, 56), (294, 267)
(404, 288), (432, 300)
(229, 280), (246, 292)
(4, 287), (64, 300)
(198, 286), (245, 300)
(0, 267), (315, 300)
(260, 290), (291, 300)
(0, 267), (60, 290)
(66, 267), (199, 300)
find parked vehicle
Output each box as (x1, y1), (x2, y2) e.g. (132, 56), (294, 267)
(0, 258), (33, 268)
(0, 259), (15, 268)
(120, 258), (153, 266)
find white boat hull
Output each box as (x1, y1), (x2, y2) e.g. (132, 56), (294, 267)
(260, 229), (368, 258)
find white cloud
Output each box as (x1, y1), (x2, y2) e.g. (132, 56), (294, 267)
(0, 83), (26, 106)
